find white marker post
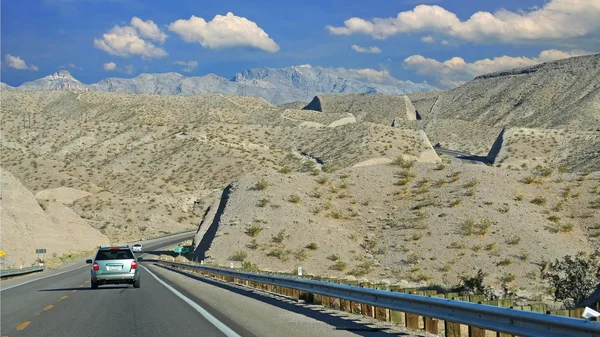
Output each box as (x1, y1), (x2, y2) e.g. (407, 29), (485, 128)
(297, 267), (303, 276)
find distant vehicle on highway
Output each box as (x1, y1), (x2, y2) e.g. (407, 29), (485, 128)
(86, 246), (141, 289)
(132, 244), (143, 252)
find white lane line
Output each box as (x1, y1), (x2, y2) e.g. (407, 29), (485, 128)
(142, 266), (241, 337)
(0, 264), (89, 292)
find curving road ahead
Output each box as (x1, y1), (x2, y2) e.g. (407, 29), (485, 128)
(1, 236), (427, 337)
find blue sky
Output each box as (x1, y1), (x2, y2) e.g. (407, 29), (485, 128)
(1, 0), (598, 88)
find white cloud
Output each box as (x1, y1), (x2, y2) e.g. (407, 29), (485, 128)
(94, 18), (168, 59)
(168, 12), (279, 52)
(334, 67), (399, 85)
(131, 17), (168, 43)
(441, 39), (450, 46)
(403, 49), (591, 88)
(4, 54), (37, 71)
(326, 0), (600, 44)
(421, 35), (435, 43)
(173, 60), (198, 72)
(351, 45), (382, 54)
(104, 62), (117, 71)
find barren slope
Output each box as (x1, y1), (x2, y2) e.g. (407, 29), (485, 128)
(204, 163), (599, 296)
(0, 168), (109, 267)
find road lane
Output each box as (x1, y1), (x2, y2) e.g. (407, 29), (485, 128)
(1, 267), (233, 337)
(0, 232), (194, 292)
(2, 234), (427, 337)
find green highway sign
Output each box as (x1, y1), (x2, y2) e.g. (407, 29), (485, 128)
(181, 247), (190, 253)
(174, 247), (182, 253)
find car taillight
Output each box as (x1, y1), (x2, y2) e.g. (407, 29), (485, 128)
(93, 262), (99, 271)
(131, 260), (138, 269)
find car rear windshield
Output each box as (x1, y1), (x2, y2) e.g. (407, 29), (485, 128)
(95, 249), (134, 260)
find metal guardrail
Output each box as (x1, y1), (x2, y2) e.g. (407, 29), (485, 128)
(159, 261), (600, 337)
(0, 266), (45, 278)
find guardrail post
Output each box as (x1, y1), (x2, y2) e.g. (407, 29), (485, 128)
(425, 316), (439, 334)
(389, 286), (406, 327)
(445, 321), (461, 337)
(360, 282), (375, 318)
(374, 284), (390, 321)
(406, 312), (420, 330)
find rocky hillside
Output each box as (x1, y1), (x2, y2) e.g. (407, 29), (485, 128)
(1, 65), (438, 105)
(422, 54), (600, 131)
(1, 168), (109, 267)
(201, 164), (599, 294)
(0, 90), (439, 246)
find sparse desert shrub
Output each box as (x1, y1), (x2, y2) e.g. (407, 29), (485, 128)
(229, 251), (247, 261)
(533, 165), (553, 177)
(530, 197), (547, 206)
(547, 215), (560, 223)
(484, 243), (496, 251)
(545, 223), (574, 233)
(449, 241), (466, 249)
(246, 239), (259, 250)
(294, 249), (307, 261)
(434, 163), (445, 171)
(449, 199), (461, 207)
(500, 273), (517, 283)
(288, 194), (301, 203)
(347, 261), (373, 277)
(245, 225), (263, 237)
(456, 269), (492, 297)
(266, 248), (291, 261)
(316, 176), (329, 185)
(257, 198), (269, 207)
(542, 253), (600, 307)
(497, 258), (512, 266)
(330, 260), (347, 271)
(590, 198), (600, 209)
(463, 178), (479, 188)
(241, 261), (260, 272)
(520, 176), (539, 184)
(391, 156), (415, 168)
(279, 166), (293, 174)
(459, 218), (491, 236)
(505, 236), (521, 245)
(272, 230), (286, 243)
(253, 179), (269, 190)
(305, 242), (318, 250)
(406, 253), (420, 265)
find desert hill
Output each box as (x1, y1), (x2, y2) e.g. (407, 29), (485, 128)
(411, 54), (600, 131)
(0, 168), (109, 267)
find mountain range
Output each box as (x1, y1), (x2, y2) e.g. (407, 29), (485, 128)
(0, 66), (438, 105)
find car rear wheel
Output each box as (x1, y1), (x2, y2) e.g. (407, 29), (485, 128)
(91, 280), (98, 289)
(133, 279), (140, 288)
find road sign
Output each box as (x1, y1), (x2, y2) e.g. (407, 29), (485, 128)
(36, 248), (47, 254)
(174, 247), (183, 253)
(0, 250), (5, 257)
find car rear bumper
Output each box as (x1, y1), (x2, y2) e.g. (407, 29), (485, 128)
(92, 272), (139, 284)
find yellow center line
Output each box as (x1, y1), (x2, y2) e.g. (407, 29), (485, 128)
(16, 321), (30, 331)
(43, 305), (54, 311)
(72, 290), (77, 293)
(35, 312), (41, 316)
(60, 295), (68, 300)
(78, 284), (84, 288)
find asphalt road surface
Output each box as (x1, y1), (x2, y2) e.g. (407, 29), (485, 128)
(1, 238), (427, 337)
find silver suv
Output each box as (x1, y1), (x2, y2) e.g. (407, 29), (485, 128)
(86, 246), (141, 289)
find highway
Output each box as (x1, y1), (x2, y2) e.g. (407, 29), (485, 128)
(1, 236), (427, 337)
